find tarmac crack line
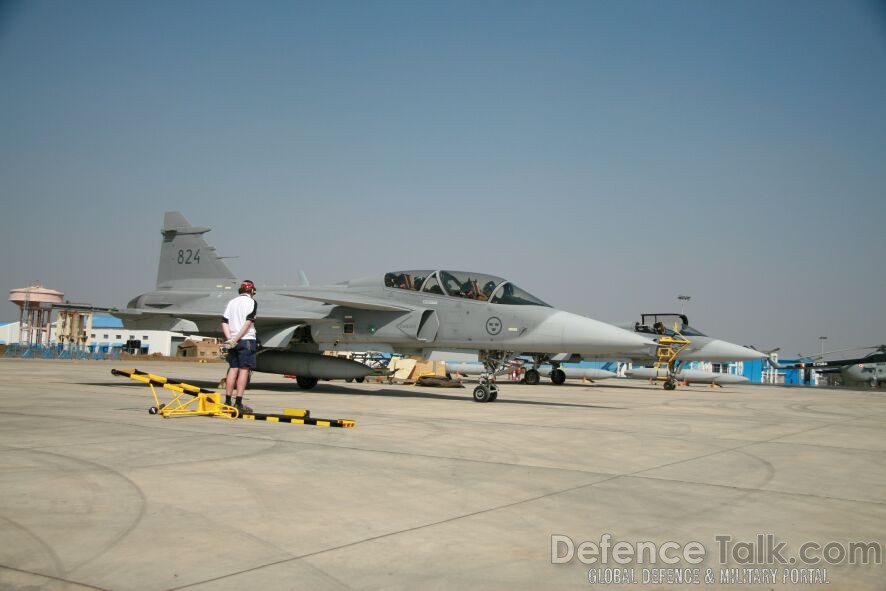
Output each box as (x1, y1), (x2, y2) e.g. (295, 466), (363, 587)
(623, 473), (886, 506)
(0, 564), (111, 591)
(323, 404), (886, 434)
(234, 436), (886, 506)
(614, 410), (886, 506)
(166, 412), (886, 591)
(167, 475), (610, 591)
(621, 409), (882, 479)
(3, 406), (882, 479)
(6, 408), (881, 502)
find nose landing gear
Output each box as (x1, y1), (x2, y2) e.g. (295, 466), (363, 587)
(473, 384), (499, 402)
(474, 351), (513, 403)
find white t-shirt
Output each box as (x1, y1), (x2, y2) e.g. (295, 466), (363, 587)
(223, 294), (257, 341)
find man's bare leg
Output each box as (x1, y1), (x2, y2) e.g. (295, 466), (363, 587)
(234, 369), (251, 412)
(225, 367), (238, 405)
(236, 369), (249, 398)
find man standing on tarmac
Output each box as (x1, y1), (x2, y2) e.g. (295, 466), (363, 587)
(222, 280), (258, 412)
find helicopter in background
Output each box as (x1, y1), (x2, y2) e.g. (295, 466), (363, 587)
(770, 345), (886, 388)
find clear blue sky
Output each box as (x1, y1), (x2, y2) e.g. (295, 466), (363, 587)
(1, 0), (884, 358)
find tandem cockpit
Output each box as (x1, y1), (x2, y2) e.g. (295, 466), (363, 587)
(633, 313), (708, 337)
(383, 270), (550, 307)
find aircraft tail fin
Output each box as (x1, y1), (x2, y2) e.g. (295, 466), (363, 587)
(766, 353), (787, 369)
(156, 212), (238, 289)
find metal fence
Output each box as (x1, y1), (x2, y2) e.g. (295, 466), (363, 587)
(3, 343), (123, 361)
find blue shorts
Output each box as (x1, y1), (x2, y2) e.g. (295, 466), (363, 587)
(228, 340), (257, 369)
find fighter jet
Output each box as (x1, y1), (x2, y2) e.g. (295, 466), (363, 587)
(619, 313), (766, 362)
(523, 312), (767, 389)
(114, 212), (653, 402)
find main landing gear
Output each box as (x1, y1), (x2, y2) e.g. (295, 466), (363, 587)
(473, 351), (514, 403)
(525, 355), (566, 385)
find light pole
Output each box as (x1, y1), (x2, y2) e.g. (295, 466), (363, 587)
(678, 295), (691, 315)
(819, 336), (827, 357)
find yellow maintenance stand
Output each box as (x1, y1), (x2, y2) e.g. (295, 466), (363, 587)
(112, 368), (356, 428)
(652, 323), (691, 391)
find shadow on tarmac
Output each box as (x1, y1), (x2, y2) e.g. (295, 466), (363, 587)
(94, 380), (626, 410)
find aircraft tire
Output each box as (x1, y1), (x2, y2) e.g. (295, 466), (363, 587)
(663, 380), (677, 391)
(489, 389), (498, 402)
(296, 376), (319, 390)
(473, 385), (493, 403)
(346, 378), (353, 383)
(355, 377), (365, 383)
(551, 369), (566, 385)
(524, 369), (541, 386)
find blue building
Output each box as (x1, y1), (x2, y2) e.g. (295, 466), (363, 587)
(741, 357), (816, 385)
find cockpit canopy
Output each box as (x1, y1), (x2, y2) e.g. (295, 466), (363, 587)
(384, 270), (550, 307)
(634, 313), (708, 337)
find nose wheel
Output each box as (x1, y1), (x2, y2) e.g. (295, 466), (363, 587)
(473, 384), (499, 402)
(474, 351), (513, 402)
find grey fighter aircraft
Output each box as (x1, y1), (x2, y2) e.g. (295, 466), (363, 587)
(114, 212), (653, 402)
(620, 313), (766, 362)
(524, 312), (767, 389)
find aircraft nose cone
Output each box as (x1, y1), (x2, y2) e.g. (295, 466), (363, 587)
(554, 312), (656, 354)
(695, 340), (766, 362)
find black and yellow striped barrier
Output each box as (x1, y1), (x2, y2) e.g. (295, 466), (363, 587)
(112, 368), (355, 428)
(241, 408), (355, 428)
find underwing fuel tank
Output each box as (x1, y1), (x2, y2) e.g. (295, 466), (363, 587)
(447, 363), (616, 381)
(625, 367), (749, 384)
(256, 351), (376, 380)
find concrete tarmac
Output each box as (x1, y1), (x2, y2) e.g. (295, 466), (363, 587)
(0, 359), (883, 590)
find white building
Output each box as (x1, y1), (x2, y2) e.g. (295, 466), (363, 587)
(87, 314), (190, 356)
(0, 322), (17, 347)
(1, 314), (203, 357)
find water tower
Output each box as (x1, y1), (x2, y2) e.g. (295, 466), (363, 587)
(9, 283), (64, 345)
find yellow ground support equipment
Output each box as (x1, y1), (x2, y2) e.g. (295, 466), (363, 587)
(652, 324), (692, 391)
(112, 368), (356, 428)
(112, 368), (239, 419)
